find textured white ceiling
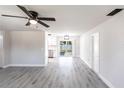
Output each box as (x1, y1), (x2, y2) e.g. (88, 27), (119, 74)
(0, 5), (124, 35)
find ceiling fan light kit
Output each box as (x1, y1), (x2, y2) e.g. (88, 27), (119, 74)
(29, 19), (37, 24)
(1, 5), (56, 28)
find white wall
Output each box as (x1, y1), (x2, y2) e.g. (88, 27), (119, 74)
(9, 31), (46, 66)
(80, 11), (124, 88)
(0, 31), (47, 67)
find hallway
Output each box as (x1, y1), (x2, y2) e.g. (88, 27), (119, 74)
(0, 57), (108, 88)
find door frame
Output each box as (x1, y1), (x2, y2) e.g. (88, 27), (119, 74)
(91, 32), (100, 73)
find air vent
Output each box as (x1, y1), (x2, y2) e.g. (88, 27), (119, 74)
(107, 9), (123, 16)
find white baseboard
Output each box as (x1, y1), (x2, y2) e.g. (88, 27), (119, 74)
(80, 57), (92, 68)
(2, 65), (10, 68)
(2, 64), (47, 68)
(80, 57), (114, 88)
(97, 73), (114, 88)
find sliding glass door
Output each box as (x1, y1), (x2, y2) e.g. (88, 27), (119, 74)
(60, 41), (72, 56)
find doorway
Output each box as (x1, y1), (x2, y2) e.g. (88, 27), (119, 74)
(91, 32), (100, 73)
(47, 34), (57, 63)
(60, 41), (72, 57)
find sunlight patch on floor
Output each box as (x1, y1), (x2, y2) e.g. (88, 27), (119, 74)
(58, 57), (73, 67)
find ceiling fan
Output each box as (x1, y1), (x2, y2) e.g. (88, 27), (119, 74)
(1, 5), (56, 28)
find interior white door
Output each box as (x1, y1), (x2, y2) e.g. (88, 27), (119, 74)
(92, 32), (100, 73)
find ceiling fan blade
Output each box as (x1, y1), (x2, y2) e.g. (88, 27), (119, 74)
(38, 20), (50, 28)
(37, 17), (56, 21)
(25, 21), (30, 26)
(1, 14), (28, 19)
(17, 5), (33, 18)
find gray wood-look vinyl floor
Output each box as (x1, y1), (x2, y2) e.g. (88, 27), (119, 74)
(0, 57), (108, 88)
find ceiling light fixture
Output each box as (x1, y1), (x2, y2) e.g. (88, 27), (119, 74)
(29, 19), (37, 24)
(64, 35), (69, 40)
